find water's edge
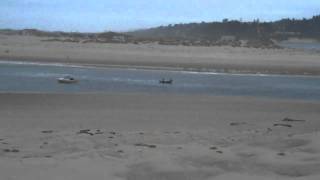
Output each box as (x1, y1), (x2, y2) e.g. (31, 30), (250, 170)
(0, 60), (319, 78)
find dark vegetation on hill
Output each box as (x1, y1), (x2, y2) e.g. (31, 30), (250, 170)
(129, 15), (320, 41)
(0, 29), (131, 43)
(0, 29), (128, 39)
(128, 15), (320, 48)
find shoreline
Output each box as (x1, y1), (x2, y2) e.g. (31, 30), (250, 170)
(1, 91), (319, 103)
(1, 58), (320, 77)
(1, 90), (320, 101)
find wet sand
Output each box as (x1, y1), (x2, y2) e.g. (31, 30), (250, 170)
(1, 35), (320, 75)
(1, 93), (320, 180)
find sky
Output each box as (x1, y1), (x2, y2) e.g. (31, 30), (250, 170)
(0, 0), (320, 32)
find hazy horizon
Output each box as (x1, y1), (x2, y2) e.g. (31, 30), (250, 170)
(1, 0), (320, 32)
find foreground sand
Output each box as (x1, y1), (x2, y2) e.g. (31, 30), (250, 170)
(1, 35), (320, 75)
(1, 93), (320, 180)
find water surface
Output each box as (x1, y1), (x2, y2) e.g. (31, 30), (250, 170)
(1, 61), (320, 101)
(279, 41), (320, 50)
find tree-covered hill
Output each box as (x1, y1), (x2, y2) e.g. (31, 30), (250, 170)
(128, 15), (320, 41)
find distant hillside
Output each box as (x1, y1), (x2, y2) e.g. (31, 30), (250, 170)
(0, 29), (130, 40)
(128, 15), (320, 41)
(1, 15), (319, 48)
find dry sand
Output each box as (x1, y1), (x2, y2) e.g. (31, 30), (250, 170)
(1, 93), (320, 180)
(1, 35), (320, 75)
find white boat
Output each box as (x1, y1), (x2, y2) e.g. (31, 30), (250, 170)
(57, 76), (78, 84)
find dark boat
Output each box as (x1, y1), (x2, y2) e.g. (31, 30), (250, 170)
(159, 78), (173, 84)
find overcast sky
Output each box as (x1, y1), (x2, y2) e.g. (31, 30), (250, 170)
(0, 0), (319, 32)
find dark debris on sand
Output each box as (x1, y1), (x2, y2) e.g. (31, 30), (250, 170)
(41, 130), (54, 134)
(77, 129), (105, 136)
(209, 146), (218, 150)
(274, 124), (293, 128)
(230, 122), (247, 126)
(282, 118), (306, 122)
(3, 148), (20, 153)
(134, 143), (157, 148)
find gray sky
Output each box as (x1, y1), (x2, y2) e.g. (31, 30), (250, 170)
(1, 0), (320, 32)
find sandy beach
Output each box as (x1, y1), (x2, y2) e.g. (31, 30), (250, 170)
(1, 35), (320, 75)
(3, 0), (320, 178)
(1, 93), (320, 180)
(1, 34), (320, 179)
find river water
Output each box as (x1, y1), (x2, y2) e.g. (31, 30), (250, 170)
(0, 61), (320, 101)
(278, 41), (320, 50)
